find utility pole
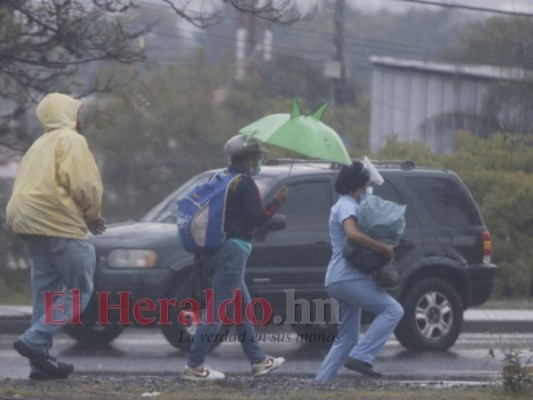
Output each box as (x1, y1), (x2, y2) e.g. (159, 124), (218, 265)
(325, 0), (353, 106)
(235, 0), (273, 81)
(334, 0), (346, 94)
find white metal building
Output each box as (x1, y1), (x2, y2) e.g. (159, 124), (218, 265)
(369, 56), (529, 153)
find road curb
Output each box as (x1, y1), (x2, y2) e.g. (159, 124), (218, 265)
(462, 319), (533, 334)
(1, 307), (532, 335)
(0, 318), (30, 334)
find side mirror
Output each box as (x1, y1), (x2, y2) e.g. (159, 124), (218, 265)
(259, 214), (287, 233)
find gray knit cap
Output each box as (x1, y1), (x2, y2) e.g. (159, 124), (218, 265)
(224, 134), (266, 157)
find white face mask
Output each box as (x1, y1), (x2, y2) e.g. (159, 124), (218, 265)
(366, 186), (374, 195)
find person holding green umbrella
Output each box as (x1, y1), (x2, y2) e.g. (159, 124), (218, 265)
(183, 134), (289, 381)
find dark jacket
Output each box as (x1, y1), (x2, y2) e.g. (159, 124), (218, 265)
(224, 163), (279, 241)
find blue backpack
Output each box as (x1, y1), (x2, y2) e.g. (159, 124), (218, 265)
(177, 170), (242, 255)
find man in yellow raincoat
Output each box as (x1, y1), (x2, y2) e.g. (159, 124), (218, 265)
(6, 93), (106, 380)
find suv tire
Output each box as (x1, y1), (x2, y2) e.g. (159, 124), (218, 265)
(63, 298), (124, 345)
(395, 278), (463, 351)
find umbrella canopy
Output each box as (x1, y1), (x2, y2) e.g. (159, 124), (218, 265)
(239, 101), (351, 165)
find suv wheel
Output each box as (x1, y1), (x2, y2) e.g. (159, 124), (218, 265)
(395, 278), (463, 351)
(63, 298), (124, 345)
(160, 274), (226, 351)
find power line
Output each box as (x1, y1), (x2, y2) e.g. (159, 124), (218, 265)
(152, 24), (494, 68)
(150, 17), (448, 63)
(388, 0), (533, 17)
(139, 0), (495, 66)
(138, 0), (442, 55)
(138, 0), (523, 71)
(150, 28), (374, 70)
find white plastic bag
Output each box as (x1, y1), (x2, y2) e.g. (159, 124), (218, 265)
(358, 194), (406, 237)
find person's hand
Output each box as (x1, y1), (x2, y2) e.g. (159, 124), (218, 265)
(382, 244), (395, 259)
(87, 217), (107, 236)
(275, 186), (289, 205)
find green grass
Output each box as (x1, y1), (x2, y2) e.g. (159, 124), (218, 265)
(0, 278), (32, 305)
(0, 380), (525, 400)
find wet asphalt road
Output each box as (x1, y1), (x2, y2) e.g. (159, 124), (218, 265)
(1, 327), (532, 381)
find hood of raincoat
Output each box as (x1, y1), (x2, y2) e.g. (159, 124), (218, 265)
(6, 92), (102, 239)
(36, 92), (82, 132)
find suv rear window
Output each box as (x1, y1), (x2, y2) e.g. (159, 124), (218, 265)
(405, 176), (480, 227)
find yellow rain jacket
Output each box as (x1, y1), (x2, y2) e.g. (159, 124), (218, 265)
(6, 93), (103, 240)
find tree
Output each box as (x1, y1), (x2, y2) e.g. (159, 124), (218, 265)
(86, 52), (248, 221)
(444, 17), (533, 136)
(259, 54), (331, 110)
(452, 17), (533, 69)
(0, 0), (309, 148)
(0, 0), (146, 147)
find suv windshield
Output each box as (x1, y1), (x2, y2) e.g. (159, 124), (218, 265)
(141, 171), (275, 223)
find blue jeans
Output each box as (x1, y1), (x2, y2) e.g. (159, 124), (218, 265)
(187, 240), (266, 367)
(315, 279), (404, 382)
(20, 236), (95, 357)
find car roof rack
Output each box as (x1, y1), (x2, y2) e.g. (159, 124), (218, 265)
(264, 158), (342, 169)
(264, 158), (416, 170)
(361, 159), (416, 170)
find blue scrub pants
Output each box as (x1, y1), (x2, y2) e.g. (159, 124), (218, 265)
(315, 278), (404, 382)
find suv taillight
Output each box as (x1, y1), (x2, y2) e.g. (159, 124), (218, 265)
(482, 230), (492, 263)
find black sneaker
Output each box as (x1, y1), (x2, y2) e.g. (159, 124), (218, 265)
(344, 357), (383, 377)
(29, 361), (74, 380)
(14, 340), (72, 378)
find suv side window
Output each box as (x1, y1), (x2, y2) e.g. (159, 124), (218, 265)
(405, 176), (480, 227)
(281, 181), (332, 230)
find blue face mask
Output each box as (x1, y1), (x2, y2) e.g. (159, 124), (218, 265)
(250, 163), (262, 176)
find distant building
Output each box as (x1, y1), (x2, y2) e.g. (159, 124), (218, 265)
(369, 56), (531, 153)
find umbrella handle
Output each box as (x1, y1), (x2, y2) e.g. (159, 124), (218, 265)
(288, 158), (295, 177)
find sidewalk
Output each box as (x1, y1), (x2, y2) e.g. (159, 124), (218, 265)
(0, 305), (532, 334)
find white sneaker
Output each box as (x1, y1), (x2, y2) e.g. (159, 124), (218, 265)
(182, 364), (225, 381)
(251, 355), (286, 377)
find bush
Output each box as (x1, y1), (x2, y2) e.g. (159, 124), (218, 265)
(0, 179), (31, 305)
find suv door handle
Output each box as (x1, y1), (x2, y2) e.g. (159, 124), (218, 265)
(313, 240), (330, 249)
(253, 278), (271, 284)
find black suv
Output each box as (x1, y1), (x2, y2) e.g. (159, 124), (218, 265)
(64, 160), (497, 352)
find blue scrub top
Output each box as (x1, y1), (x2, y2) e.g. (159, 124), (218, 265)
(324, 195), (372, 287)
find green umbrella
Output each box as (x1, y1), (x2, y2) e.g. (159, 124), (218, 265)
(239, 101), (351, 166)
